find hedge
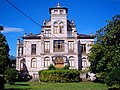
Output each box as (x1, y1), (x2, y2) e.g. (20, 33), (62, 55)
(39, 69), (80, 82)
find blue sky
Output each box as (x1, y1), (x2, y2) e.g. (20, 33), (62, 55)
(0, 0), (120, 56)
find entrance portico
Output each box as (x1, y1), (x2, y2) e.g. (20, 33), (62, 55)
(52, 56), (68, 68)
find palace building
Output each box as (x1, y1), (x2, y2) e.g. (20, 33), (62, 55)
(16, 4), (95, 78)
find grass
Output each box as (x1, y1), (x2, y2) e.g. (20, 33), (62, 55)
(5, 82), (30, 90)
(5, 82), (109, 90)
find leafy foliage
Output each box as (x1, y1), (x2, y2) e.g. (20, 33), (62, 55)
(63, 65), (70, 70)
(48, 64), (56, 70)
(48, 64), (70, 70)
(0, 25), (4, 31)
(39, 70), (80, 82)
(0, 34), (10, 73)
(105, 67), (120, 88)
(4, 68), (19, 85)
(89, 15), (120, 87)
(0, 32), (10, 89)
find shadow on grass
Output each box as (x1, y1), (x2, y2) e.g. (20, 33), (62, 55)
(5, 88), (30, 90)
(108, 87), (120, 90)
(15, 83), (29, 86)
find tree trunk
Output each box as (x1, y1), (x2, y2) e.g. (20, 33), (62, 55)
(0, 76), (5, 90)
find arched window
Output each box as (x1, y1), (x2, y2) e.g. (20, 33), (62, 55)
(44, 57), (50, 67)
(54, 10), (58, 14)
(82, 57), (87, 68)
(31, 58), (37, 68)
(59, 22), (64, 33)
(20, 59), (25, 70)
(60, 10), (64, 14)
(69, 56), (74, 67)
(54, 22), (58, 33)
(20, 60), (24, 70)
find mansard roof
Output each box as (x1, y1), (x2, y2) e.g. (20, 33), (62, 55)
(77, 34), (96, 39)
(22, 34), (41, 39)
(22, 33), (95, 39)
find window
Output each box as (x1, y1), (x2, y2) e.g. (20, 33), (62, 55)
(21, 47), (23, 55)
(68, 41), (74, 52)
(20, 60), (24, 70)
(54, 22), (64, 34)
(60, 10), (63, 14)
(54, 10), (58, 14)
(18, 47), (23, 56)
(82, 58), (87, 68)
(31, 58), (37, 68)
(54, 26), (58, 33)
(81, 44), (86, 54)
(91, 41), (94, 45)
(54, 40), (64, 52)
(31, 44), (36, 55)
(67, 30), (72, 37)
(44, 30), (50, 37)
(44, 41), (50, 53)
(59, 22), (64, 33)
(18, 47), (20, 56)
(54, 22), (58, 33)
(69, 56), (74, 67)
(44, 57), (50, 67)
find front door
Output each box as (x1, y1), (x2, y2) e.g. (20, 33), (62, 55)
(55, 56), (64, 68)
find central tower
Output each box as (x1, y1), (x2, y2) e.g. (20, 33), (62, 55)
(49, 3), (68, 37)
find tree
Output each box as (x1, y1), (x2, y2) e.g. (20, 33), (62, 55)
(105, 67), (120, 88)
(89, 15), (120, 87)
(0, 25), (4, 31)
(0, 26), (10, 90)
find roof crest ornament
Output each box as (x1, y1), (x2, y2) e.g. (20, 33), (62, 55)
(57, 3), (60, 7)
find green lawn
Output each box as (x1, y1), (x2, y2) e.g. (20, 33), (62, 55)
(5, 82), (109, 90)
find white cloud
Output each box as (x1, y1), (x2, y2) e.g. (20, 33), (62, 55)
(1, 27), (24, 33)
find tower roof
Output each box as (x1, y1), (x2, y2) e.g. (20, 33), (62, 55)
(49, 3), (68, 14)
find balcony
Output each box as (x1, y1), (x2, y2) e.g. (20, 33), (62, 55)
(67, 34), (75, 39)
(43, 34), (50, 39)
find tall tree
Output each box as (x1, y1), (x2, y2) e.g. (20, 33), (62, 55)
(0, 25), (4, 31)
(0, 26), (10, 90)
(89, 15), (120, 87)
(89, 15), (120, 73)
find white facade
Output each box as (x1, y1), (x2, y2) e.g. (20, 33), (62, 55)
(16, 4), (95, 77)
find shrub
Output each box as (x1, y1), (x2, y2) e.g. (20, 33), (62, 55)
(4, 68), (19, 85)
(105, 67), (120, 88)
(63, 65), (69, 70)
(48, 64), (70, 70)
(39, 69), (80, 82)
(48, 64), (56, 70)
(96, 72), (107, 83)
